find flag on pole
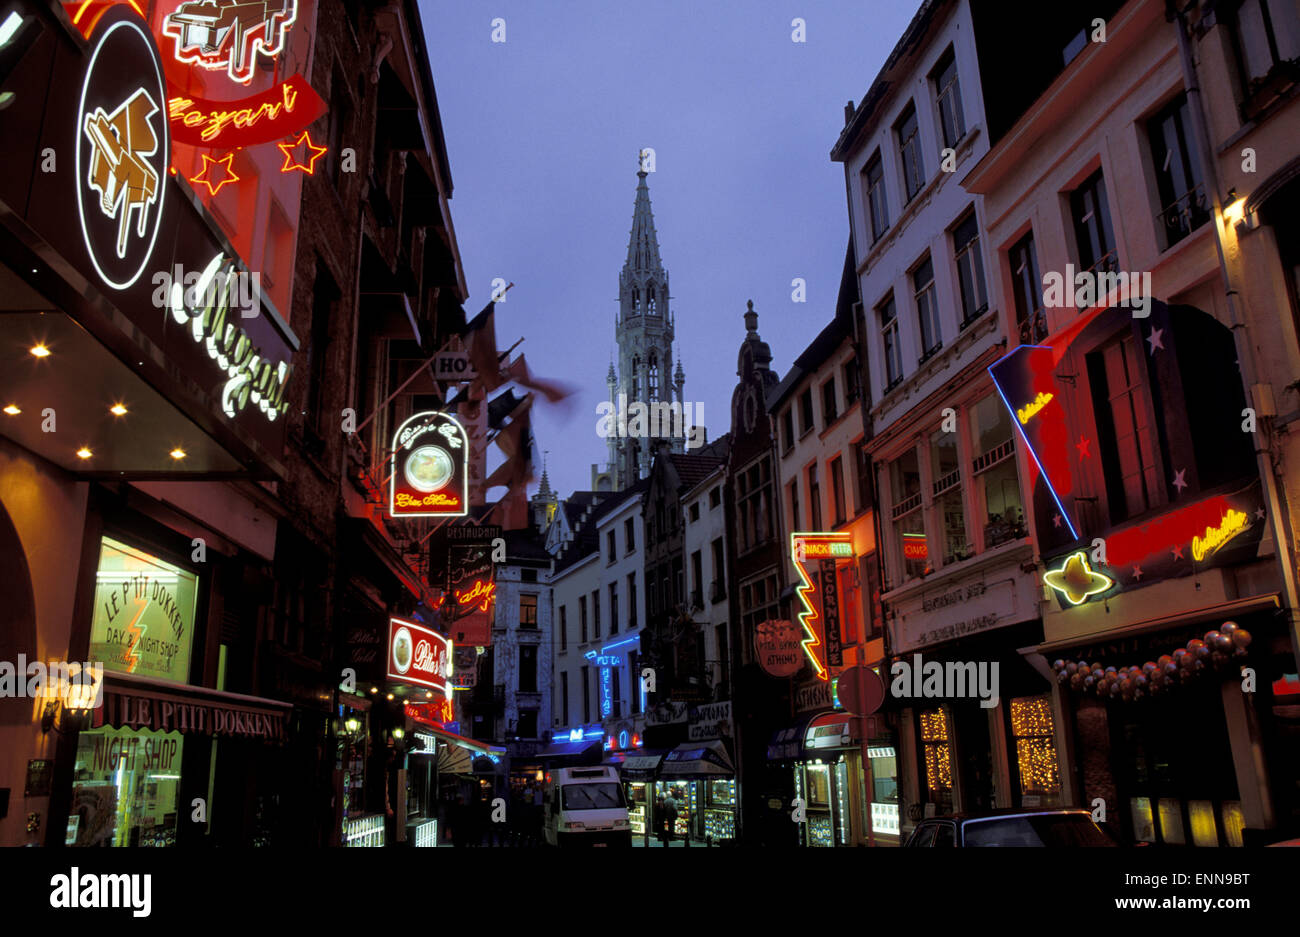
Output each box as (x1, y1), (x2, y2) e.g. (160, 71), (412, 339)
(462, 300), (508, 395)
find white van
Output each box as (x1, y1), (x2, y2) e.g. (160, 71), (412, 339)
(542, 766), (632, 847)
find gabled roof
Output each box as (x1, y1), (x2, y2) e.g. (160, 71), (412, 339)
(551, 488), (628, 574)
(767, 315), (853, 412)
(667, 452), (725, 492)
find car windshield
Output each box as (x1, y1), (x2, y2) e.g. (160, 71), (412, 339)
(962, 814), (1115, 847)
(561, 783), (624, 811)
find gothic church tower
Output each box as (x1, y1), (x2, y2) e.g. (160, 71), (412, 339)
(593, 158), (688, 492)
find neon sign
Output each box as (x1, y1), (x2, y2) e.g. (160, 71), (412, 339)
(75, 15), (169, 291)
(1042, 552), (1113, 606)
(453, 579), (496, 613)
(164, 252), (291, 420)
(390, 412), (468, 518)
(1191, 509), (1249, 562)
(277, 129), (327, 174)
(902, 533), (928, 561)
(1016, 391), (1053, 424)
(791, 532), (853, 681)
(162, 0), (299, 85)
(189, 152), (240, 196)
(168, 73), (326, 147)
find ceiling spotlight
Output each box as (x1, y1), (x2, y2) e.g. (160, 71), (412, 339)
(3, 405), (19, 415)
(110, 403), (128, 416)
(370, 687), (378, 694)
(386, 693), (395, 701)
(30, 344), (50, 358)
(76, 447), (92, 459)
(169, 447), (187, 460)
(425, 691), (433, 699)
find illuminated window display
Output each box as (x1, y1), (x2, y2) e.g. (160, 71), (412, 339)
(1009, 695), (1062, 806)
(69, 727), (183, 847)
(90, 537), (200, 684)
(920, 708), (953, 813)
(868, 745), (900, 836)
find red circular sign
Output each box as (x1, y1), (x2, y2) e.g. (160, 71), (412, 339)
(837, 665), (886, 716)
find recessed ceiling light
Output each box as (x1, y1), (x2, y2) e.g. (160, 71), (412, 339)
(76, 447), (92, 459)
(169, 447), (187, 460)
(3, 405), (19, 415)
(30, 344), (50, 358)
(386, 693), (395, 701)
(110, 403), (128, 416)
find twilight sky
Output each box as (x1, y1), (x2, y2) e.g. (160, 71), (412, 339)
(419, 0), (918, 500)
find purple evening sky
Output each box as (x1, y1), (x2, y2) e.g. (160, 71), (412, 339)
(418, 0), (917, 502)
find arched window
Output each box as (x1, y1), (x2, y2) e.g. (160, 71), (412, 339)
(647, 284), (656, 314)
(631, 289), (640, 314)
(631, 356), (640, 398)
(648, 353), (659, 401)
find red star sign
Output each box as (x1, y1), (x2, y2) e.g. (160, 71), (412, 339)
(1076, 435), (1091, 459)
(278, 130), (327, 175)
(189, 153), (240, 196)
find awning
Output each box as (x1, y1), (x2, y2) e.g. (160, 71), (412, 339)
(618, 751), (667, 781)
(94, 671), (291, 744)
(437, 742), (473, 777)
(537, 739), (603, 763)
(412, 720), (504, 757)
(659, 740), (734, 778)
(767, 711), (823, 761)
(804, 711), (858, 752)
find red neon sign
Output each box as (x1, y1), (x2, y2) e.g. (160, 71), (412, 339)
(454, 579), (496, 613)
(791, 532), (854, 681)
(902, 533), (928, 560)
(277, 129), (327, 175)
(189, 152), (240, 195)
(1105, 496), (1233, 568)
(168, 73), (326, 147)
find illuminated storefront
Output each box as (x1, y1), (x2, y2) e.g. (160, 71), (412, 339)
(657, 739), (738, 844)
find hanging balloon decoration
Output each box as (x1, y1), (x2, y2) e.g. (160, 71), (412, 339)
(1051, 622), (1251, 701)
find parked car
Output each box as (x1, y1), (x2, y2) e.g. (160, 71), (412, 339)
(904, 809), (1117, 846)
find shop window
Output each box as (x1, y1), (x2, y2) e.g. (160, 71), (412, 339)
(1071, 169), (1118, 277)
(1010, 231), (1047, 345)
(970, 394), (1026, 548)
(890, 450), (926, 581)
(1009, 696), (1062, 806)
(1087, 332), (1162, 524)
(868, 746), (900, 836)
(930, 428), (968, 565)
(1147, 94), (1210, 250)
(70, 728), (184, 846)
(919, 708), (953, 813)
(90, 537), (200, 685)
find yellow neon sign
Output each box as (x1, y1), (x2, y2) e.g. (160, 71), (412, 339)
(1042, 551), (1113, 605)
(790, 532), (853, 681)
(1191, 509), (1249, 562)
(1016, 391), (1053, 424)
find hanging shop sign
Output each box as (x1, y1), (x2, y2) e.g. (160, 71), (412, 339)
(387, 617), (452, 694)
(755, 619), (803, 678)
(451, 646), (478, 689)
(390, 412), (469, 518)
(441, 525), (500, 646)
(406, 697), (454, 728)
(90, 537), (199, 684)
(795, 678), (836, 713)
(892, 571), (1030, 654)
(791, 532), (854, 679)
(688, 701), (733, 741)
(9, 4), (299, 459)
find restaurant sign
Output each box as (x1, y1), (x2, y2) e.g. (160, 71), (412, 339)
(387, 617), (451, 695)
(390, 412), (469, 518)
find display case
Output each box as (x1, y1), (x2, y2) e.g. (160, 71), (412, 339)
(627, 782), (649, 835)
(702, 778), (737, 840)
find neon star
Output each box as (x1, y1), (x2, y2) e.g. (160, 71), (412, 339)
(277, 130), (327, 174)
(1076, 435), (1091, 459)
(1132, 565), (1143, 581)
(1053, 513), (1063, 529)
(1172, 468), (1188, 493)
(1255, 507), (1266, 520)
(1147, 327), (1164, 354)
(1043, 551), (1114, 605)
(1172, 544), (1184, 561)
(189, 153), (240, 196)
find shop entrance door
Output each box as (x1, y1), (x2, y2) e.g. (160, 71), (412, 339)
(954, 703), (995, 814)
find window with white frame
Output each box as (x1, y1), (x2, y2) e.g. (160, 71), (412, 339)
(864, 149), (890, 243)
(1010, 231), (1046, 345)
(970, 393), (1026, 549)
(930, 428), (969, 565)
(952, 212), (988, 327)
(889, 450), (926, 582)
(895, 102), (925, 202)
(878, 294), (903, 390)
(930, 47), (966, 150)
(914, 256), (941, 360)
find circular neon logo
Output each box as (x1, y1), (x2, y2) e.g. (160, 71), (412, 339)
(74, 13), (169, 291)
